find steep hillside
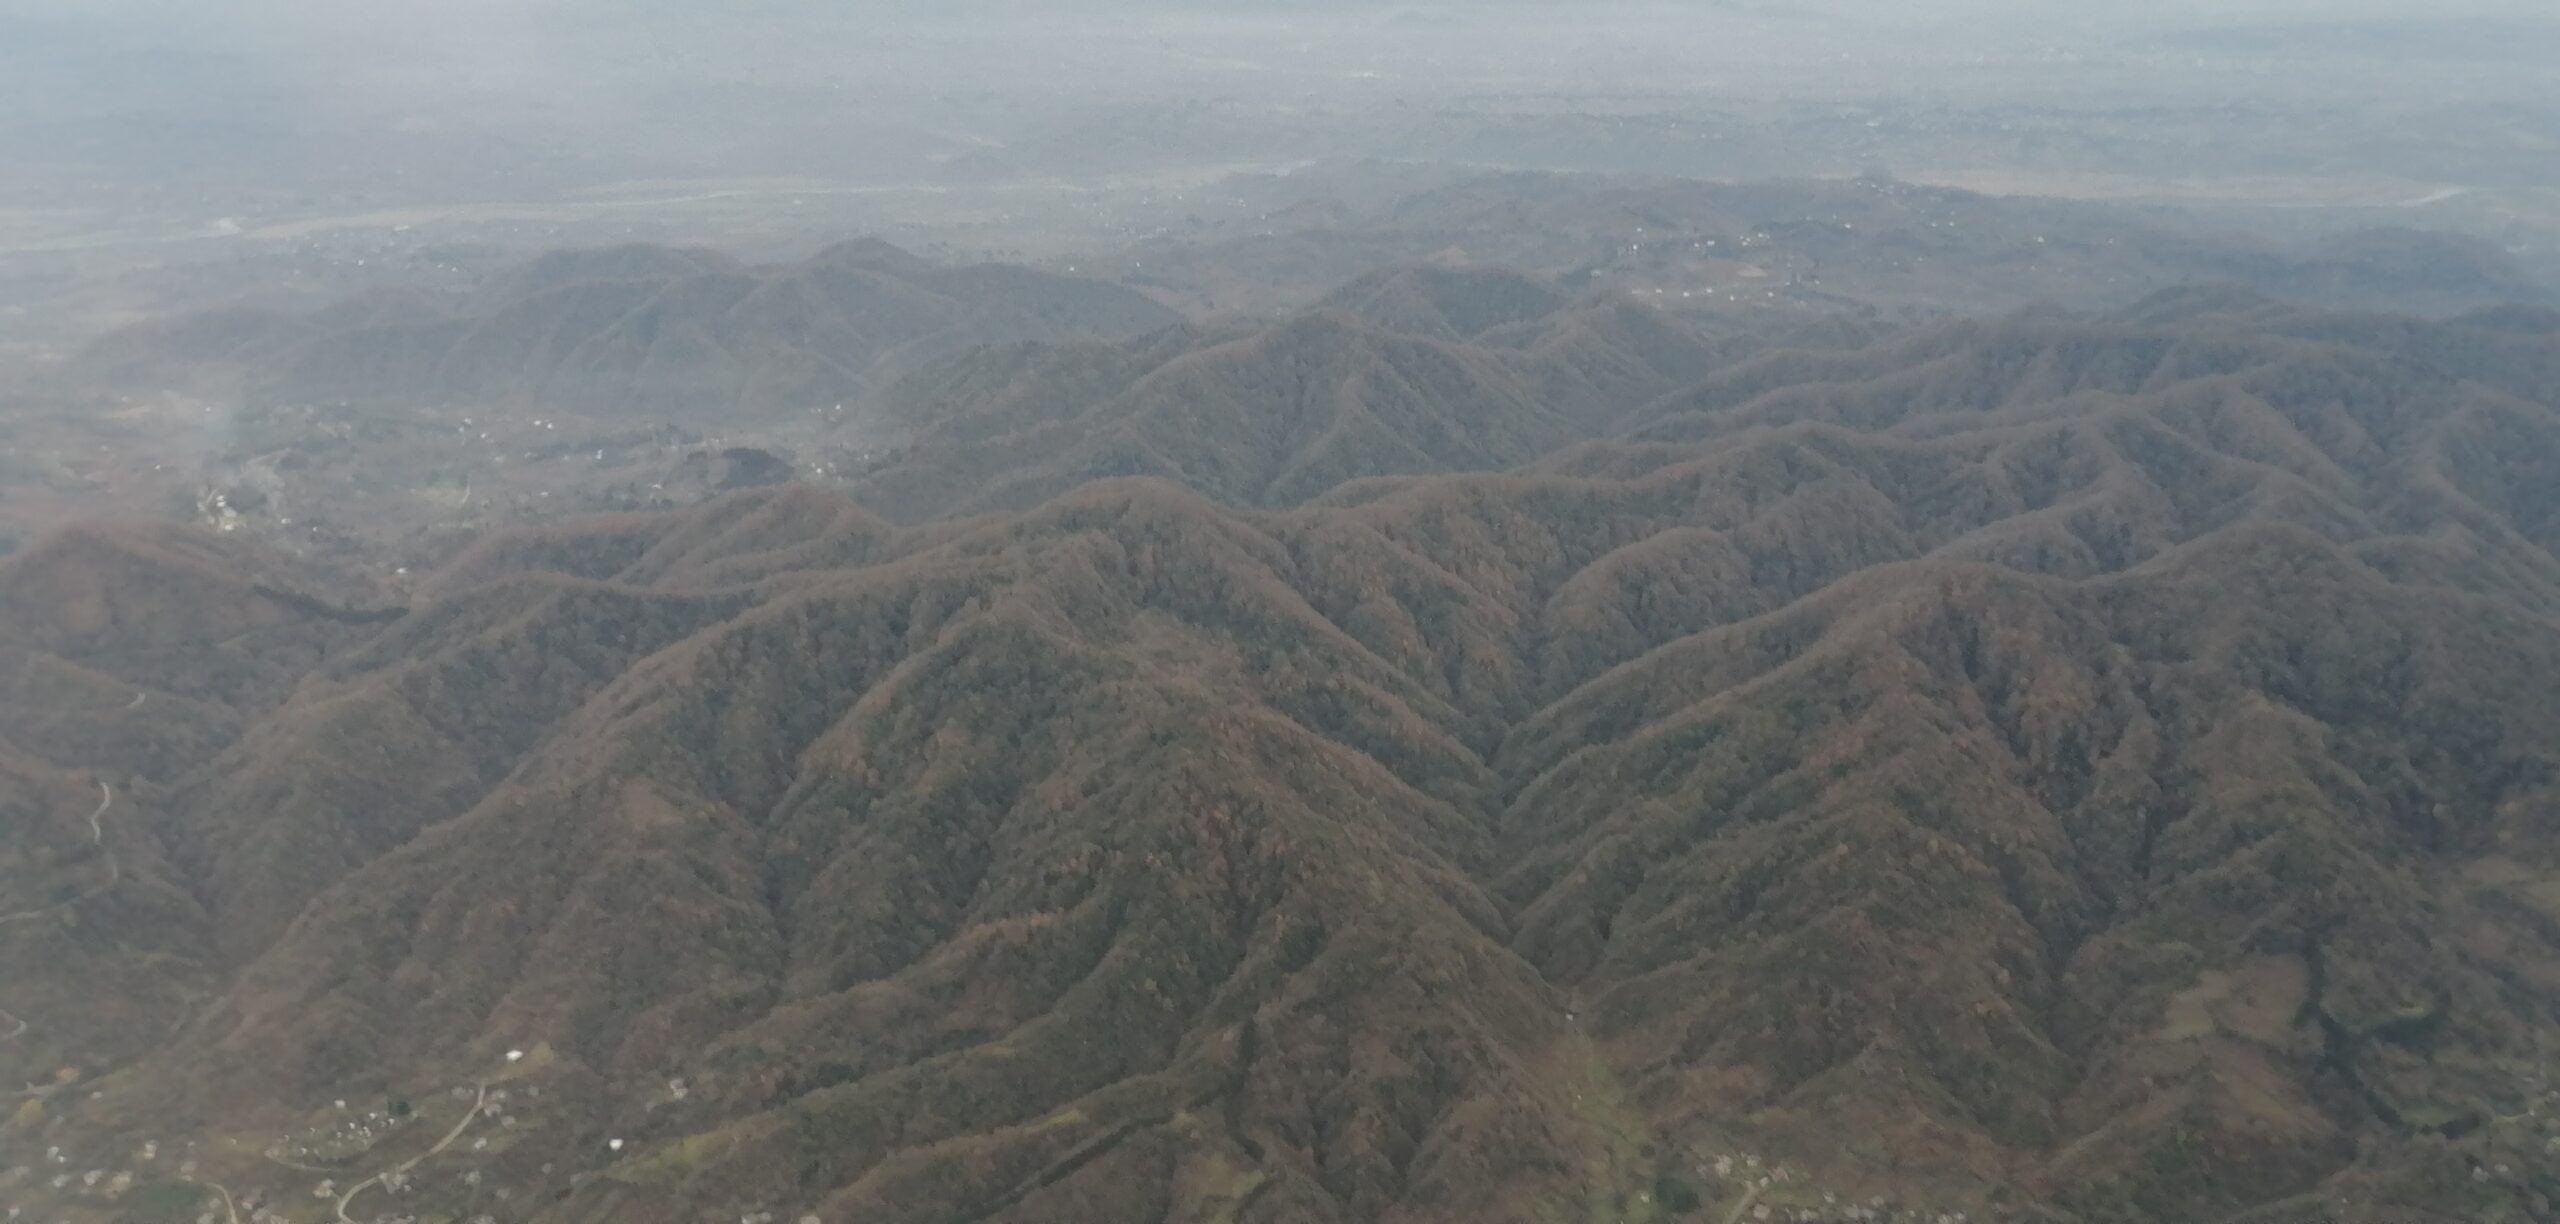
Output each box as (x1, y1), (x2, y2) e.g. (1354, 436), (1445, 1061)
(1319, 264), (1573, 342)
(3, 297), (2558, 1224)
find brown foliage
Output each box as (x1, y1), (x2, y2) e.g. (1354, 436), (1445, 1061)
(4, 295), (2559, 1222)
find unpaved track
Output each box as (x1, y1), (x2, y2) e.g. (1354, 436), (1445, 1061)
(0, 780), (117, 1041)
(335, 1081), (490, 1224)
(0, 780), (116, 926)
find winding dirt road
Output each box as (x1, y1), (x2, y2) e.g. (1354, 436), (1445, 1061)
(0, 779), (116, 926)
(85, 779), (111, 846)
(0, 779), (117, 1042)
(335, 1082), (489, 1224)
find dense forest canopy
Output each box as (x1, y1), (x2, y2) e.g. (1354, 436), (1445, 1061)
(4, 278), (2559, 1221)
(5, 2), (2560, 1221)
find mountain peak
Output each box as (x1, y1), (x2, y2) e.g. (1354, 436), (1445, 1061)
(1321, 261), (1571, 341)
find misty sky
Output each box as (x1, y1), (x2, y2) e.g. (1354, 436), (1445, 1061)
(5, 0), (2556, 228)
(14, 0), (2556, 109)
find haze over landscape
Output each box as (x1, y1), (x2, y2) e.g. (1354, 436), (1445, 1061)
(2, 3), (2559, 1223)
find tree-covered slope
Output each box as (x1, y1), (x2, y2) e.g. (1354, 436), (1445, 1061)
(3, 295), (2557, 1223)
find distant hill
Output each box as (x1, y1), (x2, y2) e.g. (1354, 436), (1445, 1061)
(1117, 171), (2560, 319)
(852, 273), (1728, 520)
(70, 239), (1183, 421)
(1317, 262), (1573, 341)
(4, 291), (2557, 1223)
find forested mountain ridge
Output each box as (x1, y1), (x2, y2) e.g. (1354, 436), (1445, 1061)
(2, 289), (2558, 1223)
(850, 275), (1740, 522)
(1117, 171), (2560, 321)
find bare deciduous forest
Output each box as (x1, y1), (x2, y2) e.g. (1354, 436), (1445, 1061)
(3, 4), (2559, 1222)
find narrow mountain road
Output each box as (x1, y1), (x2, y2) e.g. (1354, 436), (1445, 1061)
(192, 1178), (242, 1224)
(86, 779), (112, 845)
(0, 779), (118, 1042)
(0, 779), (117, 926)
(168, 1165), (244, 1224)
(335, 1081), (489, 1224)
